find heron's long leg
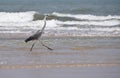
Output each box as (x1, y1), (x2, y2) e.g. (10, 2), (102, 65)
(39, 41), (53, 50)
(41, 42), (53, 50)
(30, 40), (53, 51)
(30, 41), (37, 51)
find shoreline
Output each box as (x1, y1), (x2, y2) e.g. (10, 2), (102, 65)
(0, 33), (120, 39)
(0, 63), (120, 69)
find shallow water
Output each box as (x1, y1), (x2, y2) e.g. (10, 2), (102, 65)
(0, 37), (120, 66)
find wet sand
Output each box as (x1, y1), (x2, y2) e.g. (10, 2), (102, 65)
(0, 37), (120, 78)
(0, 66), (120, 78)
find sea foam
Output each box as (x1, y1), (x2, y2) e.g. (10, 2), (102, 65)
(0, 11), (120, 37)
(52, 12), (120, 21)
(0, 11), (36, 22)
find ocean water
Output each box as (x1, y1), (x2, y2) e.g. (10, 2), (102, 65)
(0, 0), (120, 37)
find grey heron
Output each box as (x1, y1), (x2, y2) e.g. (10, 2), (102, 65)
(25, 15), (53, 51)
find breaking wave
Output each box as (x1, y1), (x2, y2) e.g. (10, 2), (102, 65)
(52, 12), (120, 21)
(0, 11), (120, 37)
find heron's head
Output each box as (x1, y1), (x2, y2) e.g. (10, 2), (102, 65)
(44, 15), (49, 20)
(45, 14), (49, 17)
(43, 14), (49, 21)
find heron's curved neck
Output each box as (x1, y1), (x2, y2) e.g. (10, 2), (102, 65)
(41, 16), (47, 32)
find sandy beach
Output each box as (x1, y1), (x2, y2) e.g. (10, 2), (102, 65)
(0, 36), (120, 78)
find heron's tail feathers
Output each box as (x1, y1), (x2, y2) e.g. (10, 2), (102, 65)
(25, 36), (35, 43)
(25, 37), (31, 43)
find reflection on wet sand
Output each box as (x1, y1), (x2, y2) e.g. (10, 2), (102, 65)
(71, 46), (120, 50)
(0, 63), (120, 69)
(0, 38), (120, 71)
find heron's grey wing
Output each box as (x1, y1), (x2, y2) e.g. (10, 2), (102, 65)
(25, 35), (36, 43)
(25, 30), (42, 43)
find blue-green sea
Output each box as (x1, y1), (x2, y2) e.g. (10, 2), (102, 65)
(0, 0), (120, 15)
